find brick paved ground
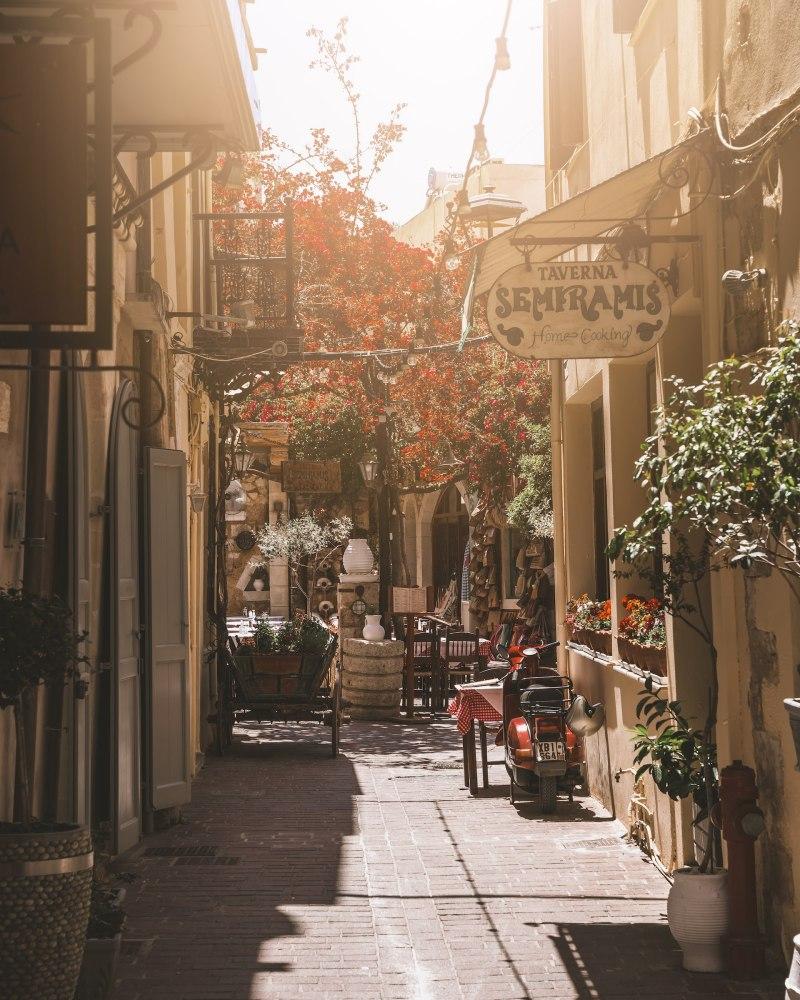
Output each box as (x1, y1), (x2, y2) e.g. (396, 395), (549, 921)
(111, 720), (783, 1000)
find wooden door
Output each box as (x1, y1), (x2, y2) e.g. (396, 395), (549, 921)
(110, 380), (142, 854)
(144, 448), (190, 811)
(67, 370), (91, 825)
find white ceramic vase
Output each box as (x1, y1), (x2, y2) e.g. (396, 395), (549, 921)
(343, 537), (375, 575)
(667, 868), (729, 973)
(785, 932), (800, 999)
(363, 615), (385, 641)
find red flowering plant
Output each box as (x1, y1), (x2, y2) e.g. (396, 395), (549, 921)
(213, 19), (549, 565)
(564, 594), (612, 633)
(618, 594), (666, 649)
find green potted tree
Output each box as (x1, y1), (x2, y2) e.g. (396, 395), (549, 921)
(0, 588), (92, 1000)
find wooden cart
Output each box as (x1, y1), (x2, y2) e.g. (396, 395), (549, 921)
(215, 632), (343, 757)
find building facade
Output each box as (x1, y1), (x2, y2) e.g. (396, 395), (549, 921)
(0, 1), (260, 855)
(534, 0), (800, 962)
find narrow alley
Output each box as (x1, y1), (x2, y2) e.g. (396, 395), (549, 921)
(111, 723), (782, 1000)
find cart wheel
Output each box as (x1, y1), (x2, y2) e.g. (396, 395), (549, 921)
(539, 776), (557, 814)
(331, 668), (341, 759)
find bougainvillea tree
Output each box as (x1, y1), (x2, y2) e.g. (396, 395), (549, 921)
(213, 19), (549, 580)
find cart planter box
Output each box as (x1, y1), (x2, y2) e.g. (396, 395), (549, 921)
(618, 636), (667, 676)
(235, 653), (302, 696)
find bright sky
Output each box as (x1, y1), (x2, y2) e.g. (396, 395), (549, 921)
(248, 1), (544, 224)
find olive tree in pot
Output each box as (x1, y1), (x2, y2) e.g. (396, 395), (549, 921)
(0, 587), (92, 1000)
(608, 423), (726, 972)
(615, 327), (800, 975)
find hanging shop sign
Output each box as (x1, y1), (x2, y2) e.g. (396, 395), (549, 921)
(0, 44), (88, 326)
(487, 259), (671, 360)
(281, 460), (342, 494)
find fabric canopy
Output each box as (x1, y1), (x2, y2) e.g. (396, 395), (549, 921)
(471, 137), (704, 298)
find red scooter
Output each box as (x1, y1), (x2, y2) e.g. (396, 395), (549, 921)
(503, 644), (604, 812)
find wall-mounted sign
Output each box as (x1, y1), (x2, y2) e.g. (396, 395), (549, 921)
(0, 45), (87, 325)
(487, 260), (671, 360)
(281, 460), (342, 494)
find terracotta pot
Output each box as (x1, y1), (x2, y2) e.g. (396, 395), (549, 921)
(667, 868), (729, 973)
(585, 629), (612, 656)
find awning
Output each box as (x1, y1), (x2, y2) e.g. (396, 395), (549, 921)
(472, 137), (705, 297)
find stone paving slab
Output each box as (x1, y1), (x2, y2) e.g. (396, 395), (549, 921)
(111, 720), (784, 1000)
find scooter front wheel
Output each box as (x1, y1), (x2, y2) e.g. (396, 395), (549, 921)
(539, 775), (557, 814)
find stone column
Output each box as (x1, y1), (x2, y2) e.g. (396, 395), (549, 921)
(337, 573), (379, 640)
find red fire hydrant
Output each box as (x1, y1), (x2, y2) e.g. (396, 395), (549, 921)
(720, 760), (766, 978)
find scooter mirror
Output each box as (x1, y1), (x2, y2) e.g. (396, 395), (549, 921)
(566, 695), (606, 737)
(521, 647), (539, 658)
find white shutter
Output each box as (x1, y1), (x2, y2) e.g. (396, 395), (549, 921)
(110, 380), (142, 854)
(144, 447), (190, 811)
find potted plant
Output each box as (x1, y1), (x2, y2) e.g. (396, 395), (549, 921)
(617, 595), (667, 675)
(236, 615), (333, 696)
(564, 594), (612, 655)
(631, 678), (726, 972)
(608, 397), (726, 971)
(361, 604), (385, 641)
(75, 868), (126, 1000)
(0, 588), (93, 1000)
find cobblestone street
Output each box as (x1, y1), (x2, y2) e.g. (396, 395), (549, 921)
(111, 721), (783, 1000)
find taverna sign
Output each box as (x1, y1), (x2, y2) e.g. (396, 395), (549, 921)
(487, 259), (671, 360)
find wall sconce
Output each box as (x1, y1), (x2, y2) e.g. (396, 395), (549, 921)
(188, 484), (207, 514)
(232, 437), (255, 478)
(722, 267), (768, 296)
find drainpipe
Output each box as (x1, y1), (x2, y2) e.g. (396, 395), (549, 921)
(550, 360), (567, 675)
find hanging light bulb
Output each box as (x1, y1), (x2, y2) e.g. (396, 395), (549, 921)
(495, 36), (511, 71)
(474, 123), (489, 162)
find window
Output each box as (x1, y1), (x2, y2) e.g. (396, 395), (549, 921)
(546, 0), (587, 172)
(591, 400), (610, 600)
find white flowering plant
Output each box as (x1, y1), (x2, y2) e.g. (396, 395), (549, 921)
(258, 512), (352, 613)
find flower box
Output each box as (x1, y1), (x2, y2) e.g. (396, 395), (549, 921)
(584, 629), (612, 656)
(617, 636), (667, 676)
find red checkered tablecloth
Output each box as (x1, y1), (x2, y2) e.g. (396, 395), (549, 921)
(448, 687), (503, 735)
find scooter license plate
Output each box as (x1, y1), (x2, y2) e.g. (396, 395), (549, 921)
(537, 740), (565, 761)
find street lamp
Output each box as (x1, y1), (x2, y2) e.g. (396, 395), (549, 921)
(232, 436), (256, 478)
(359, 455), (380, 487)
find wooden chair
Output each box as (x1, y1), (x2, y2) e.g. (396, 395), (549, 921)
(408, 632), (439, 711)
(442, 631), (483, 701)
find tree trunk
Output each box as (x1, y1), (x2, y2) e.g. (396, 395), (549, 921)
(14, 697), (32, 828)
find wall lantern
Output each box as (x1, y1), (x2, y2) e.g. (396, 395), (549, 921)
(232, 437), (256, 478)
(188, 484), (207, 514)
(359, 455), (380, 487)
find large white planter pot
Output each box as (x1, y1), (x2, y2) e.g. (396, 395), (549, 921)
(785, 932), (800, 999)
(362, 615), (385, 641)
(667, 868), (729, 973)
(343, 538), (375, 576)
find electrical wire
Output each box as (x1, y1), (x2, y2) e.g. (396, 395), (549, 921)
(173, 334), (492, 366)
(436, 0), (514, 273)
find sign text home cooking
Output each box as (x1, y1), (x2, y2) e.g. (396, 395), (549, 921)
(487, 260), (671, 360)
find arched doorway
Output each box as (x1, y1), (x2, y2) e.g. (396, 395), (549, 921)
(431, 484), (469, 600)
